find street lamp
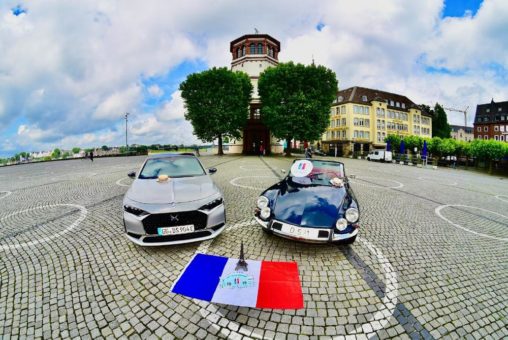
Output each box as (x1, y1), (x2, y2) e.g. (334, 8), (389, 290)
(125, 112), (130, 151)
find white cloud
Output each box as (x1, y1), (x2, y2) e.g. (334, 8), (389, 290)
(147, 85), (163, 98)
(93, 85), (141, 120)
(156, 91), (186, 121)
(16, 124), (58, 144)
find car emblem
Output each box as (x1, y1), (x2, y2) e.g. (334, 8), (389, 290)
(170, 215), (179, 222)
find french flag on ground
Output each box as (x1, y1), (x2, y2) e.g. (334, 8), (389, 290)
(171, 253), (304, 309)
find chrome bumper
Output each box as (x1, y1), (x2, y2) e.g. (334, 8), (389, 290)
(255, 217), (358, 243)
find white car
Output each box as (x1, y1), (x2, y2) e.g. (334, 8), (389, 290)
(366, 150), (392, 162)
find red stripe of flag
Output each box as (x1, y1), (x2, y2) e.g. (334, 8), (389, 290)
(256, 261), (304, 309)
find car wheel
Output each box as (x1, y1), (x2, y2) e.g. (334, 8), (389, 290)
(337, 235), (356, 244)
(342, 235), (357, 244)
(367, 158), (370, 161)
(262, 228), (273, 235)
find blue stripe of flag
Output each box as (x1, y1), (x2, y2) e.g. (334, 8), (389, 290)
(171, 253), (228, 301)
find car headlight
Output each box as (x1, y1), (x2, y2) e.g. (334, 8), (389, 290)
(345, 208), (359, 223)
(199, 197), (223, 210)
(257, 196), (269, 209)
(260, 207), (271, 220)
(123, 205), (148, 217)
(336, 218), (348, 231)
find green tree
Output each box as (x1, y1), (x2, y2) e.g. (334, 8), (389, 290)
(62, 152), (71, 159)
(72, 147), (81, 154)
(180, 67), (253, 155)
(384, 134), (402, 154)
(471, 139), (506, 174)
(258, 62), (338, 156)
(402, 135), (423, 154)
(51, 148), (61, 159)
(439, 138), (457, 157)
(455, 140), (471, 169)
(101, 145), (109, 151)
(432, 103), (451, 138)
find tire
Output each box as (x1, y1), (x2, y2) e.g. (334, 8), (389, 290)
(262, 228), (273, 235)
(342, 235), (357, 244)
(367, 158), (370, 161)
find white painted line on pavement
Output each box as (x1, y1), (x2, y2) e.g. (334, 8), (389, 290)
(494, 195), (508, 203)
(116, 177), (132, 187)
(350, 176), (404, 189)
(435, 204), (508, 242)
(229, 176), (278, 190)
(0, 204), (88, 251)
(0, 191), (12, 200)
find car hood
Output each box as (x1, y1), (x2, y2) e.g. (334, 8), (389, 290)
(126, 175), (218, 204)
(272, 184), (346, 228)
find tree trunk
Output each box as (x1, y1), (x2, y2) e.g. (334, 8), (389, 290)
(285, 137), (292, 157)
(217, 134), (224, 156)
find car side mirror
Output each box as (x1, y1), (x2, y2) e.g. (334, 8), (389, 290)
(127, 171), (136, 178)
(349, 174), (356, 179)
(281, 169), (286, 173)
(208, 168), (217, 174)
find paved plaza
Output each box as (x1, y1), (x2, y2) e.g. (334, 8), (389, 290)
(0, 155), (507, 339)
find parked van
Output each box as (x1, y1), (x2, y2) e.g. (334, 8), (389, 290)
(367, 150), (392, 162)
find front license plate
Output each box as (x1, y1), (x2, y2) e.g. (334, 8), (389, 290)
(280, 224), (318, 239)
(157, 225), (194, 236)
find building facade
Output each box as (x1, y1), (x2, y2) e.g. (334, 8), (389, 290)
(473, 100), (508, 142)
(321, 86), (432, 156)
(227, 34), (283, 155)
(450, 125), (474, 142)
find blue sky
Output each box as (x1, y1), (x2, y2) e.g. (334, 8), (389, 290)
(1, 0), (506, 158)
(443, 0), (482, 17)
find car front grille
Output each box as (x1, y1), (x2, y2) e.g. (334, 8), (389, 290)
(143, 230), (211, 243)
(142, 211), (208, 234)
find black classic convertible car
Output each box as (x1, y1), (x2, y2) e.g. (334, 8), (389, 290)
(255, 159), (359, 244)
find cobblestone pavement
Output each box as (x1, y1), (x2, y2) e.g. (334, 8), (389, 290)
(0, 155), (507, 339)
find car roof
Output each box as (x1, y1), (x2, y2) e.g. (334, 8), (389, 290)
(147, 153), (196, 159)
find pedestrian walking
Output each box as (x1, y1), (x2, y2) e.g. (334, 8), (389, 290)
(305, 147), (312, 159)
(259, 142), (264, 156)
(89, 150), (94, 162)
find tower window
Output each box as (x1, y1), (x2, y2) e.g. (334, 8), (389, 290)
(257, 43), (263, 54)
(242, 45), (246, 56)
(268, 46), (273, 57)
(361, 95), (367, 102)
(250, 43), (256, 54)
(253, 108), (261, 119)
(237, 48), (241, 58)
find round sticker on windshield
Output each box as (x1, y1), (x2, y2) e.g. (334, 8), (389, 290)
(290, 160), (313, 177)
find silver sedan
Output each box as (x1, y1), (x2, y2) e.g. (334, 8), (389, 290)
(123, 153), (225, 246)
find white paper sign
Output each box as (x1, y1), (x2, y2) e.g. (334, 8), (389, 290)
(290, 160), (313, 177)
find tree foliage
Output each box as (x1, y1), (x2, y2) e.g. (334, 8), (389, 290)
(72, 147), (81, 154)
(384, 134), (401, 152)
(258, 62), (338, 156)
(51, 148), (61, 159)
(385, 133), (508, 174)
(432, 103), (451, 138)
(180, 67), (253, 155)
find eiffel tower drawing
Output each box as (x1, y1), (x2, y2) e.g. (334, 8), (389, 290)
(235, 241), (248, 272)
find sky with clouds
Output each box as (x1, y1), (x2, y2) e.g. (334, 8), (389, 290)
(0, 0), (505, 156)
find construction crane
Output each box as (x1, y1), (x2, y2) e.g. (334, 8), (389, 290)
(444, 106), (469, 132)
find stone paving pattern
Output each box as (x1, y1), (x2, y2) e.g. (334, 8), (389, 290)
(0, 155), (507, 339)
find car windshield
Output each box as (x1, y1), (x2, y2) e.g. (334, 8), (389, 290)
(288, 159), (345, 186)
(138, 156), (205, 179)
